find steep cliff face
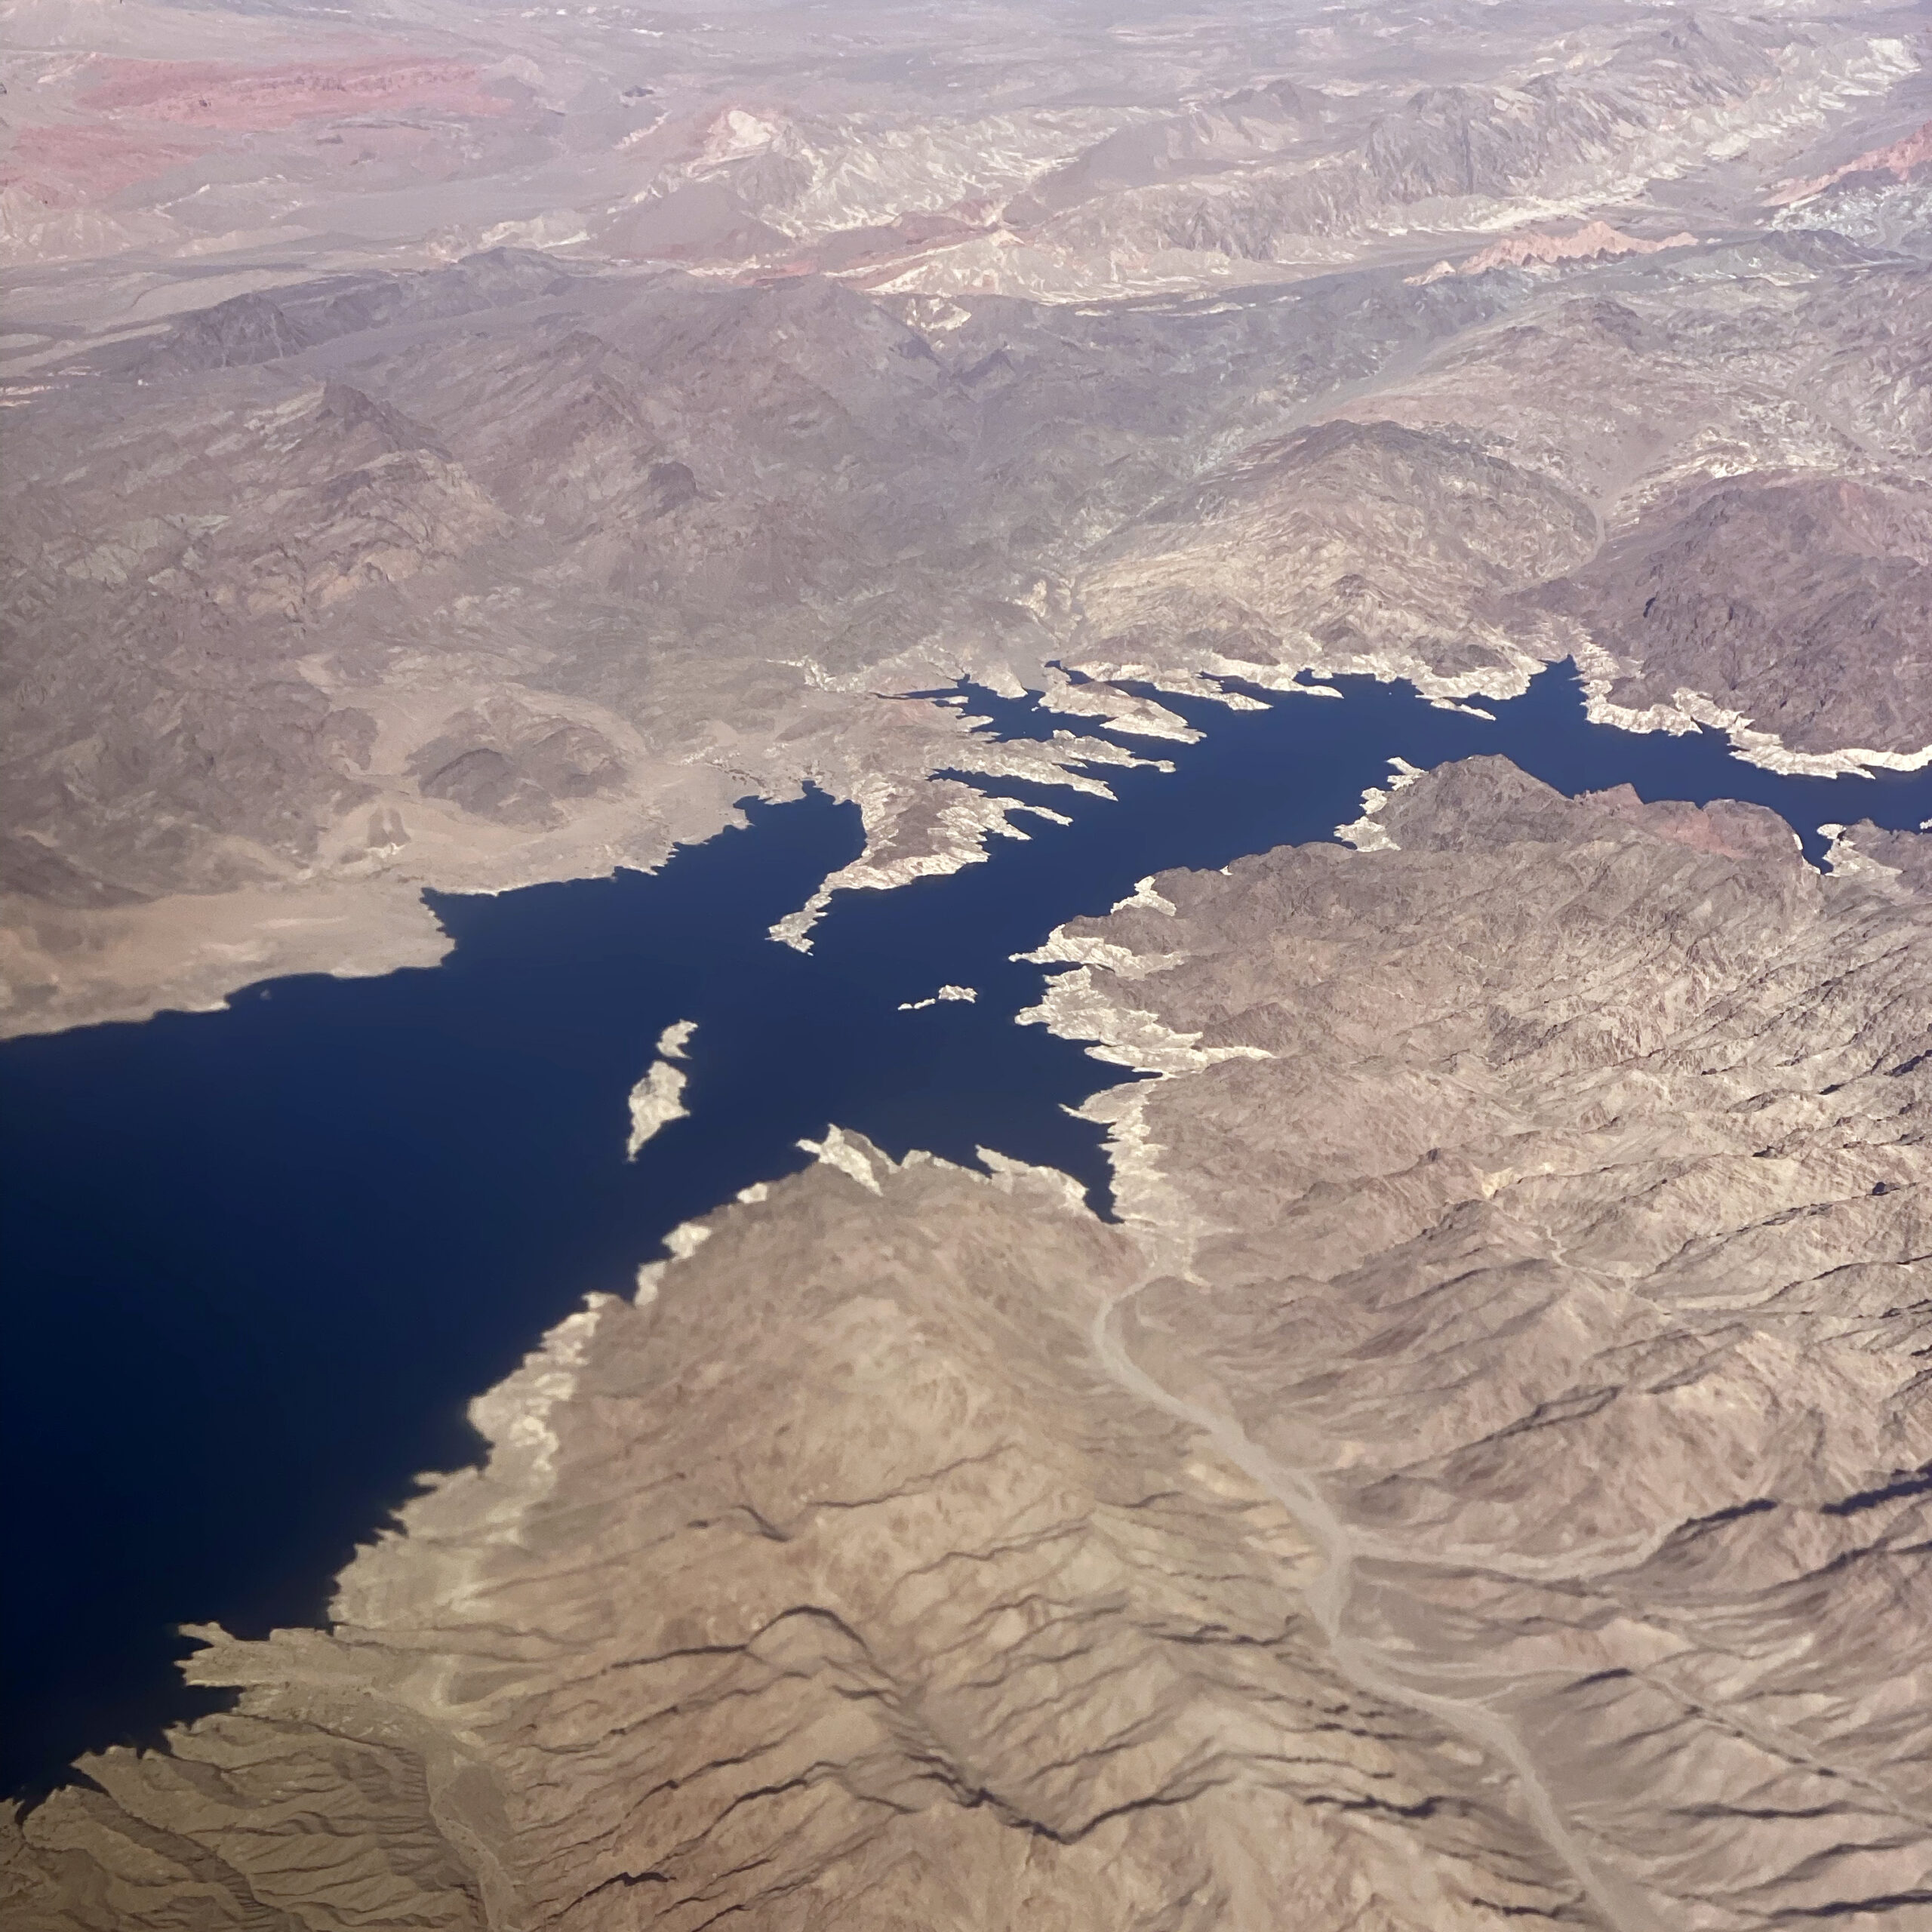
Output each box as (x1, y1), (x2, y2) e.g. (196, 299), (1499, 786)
(8, 761), (1924, 1928)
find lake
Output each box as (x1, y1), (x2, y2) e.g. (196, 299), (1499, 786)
(2, 662), (1926, 1794)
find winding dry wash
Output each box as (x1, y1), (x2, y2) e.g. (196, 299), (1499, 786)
(2, 0), (1930, 1924)
(1088, 1292), (1661, 1932)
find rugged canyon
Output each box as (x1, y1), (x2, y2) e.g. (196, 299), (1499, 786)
(3, 0), (1929, 1923)
(5, 764), (1927, 1927)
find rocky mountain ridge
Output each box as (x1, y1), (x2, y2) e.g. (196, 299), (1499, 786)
(3, 0), (1929, 1031)
(4, 760), (1925, 1928)
(6, 214), (1930, 1030)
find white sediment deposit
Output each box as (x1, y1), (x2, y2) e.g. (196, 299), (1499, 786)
(770, 740), (1158, 952)
(1570, 638), (1932, 779)
(1334, 755), (1425, 850)
(11, 758), (1924, 1927)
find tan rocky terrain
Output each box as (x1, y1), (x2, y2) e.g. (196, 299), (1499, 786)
(5, 762), (1927, 1927)
(5, 3), (1931, 1919)
(4, 0), (1930, 1030)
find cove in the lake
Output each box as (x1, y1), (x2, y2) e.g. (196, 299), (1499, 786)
(2, 663), (1927, 1795)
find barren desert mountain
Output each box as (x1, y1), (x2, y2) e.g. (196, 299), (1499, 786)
(4, 763), (1926, 1928)
(2, 0), (1930, 1925)
(3, 0), (1930, 1030)
(1772, 115), (1932, 203)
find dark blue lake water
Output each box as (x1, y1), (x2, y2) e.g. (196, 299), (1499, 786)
(2, 663), (1927, 1794)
